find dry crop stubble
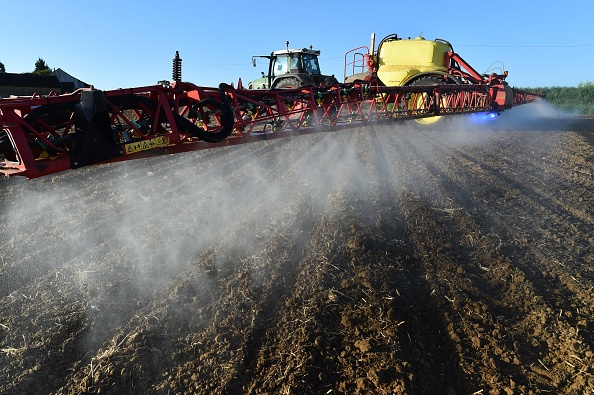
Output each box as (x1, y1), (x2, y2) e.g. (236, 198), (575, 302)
(0, 107), (594, 394)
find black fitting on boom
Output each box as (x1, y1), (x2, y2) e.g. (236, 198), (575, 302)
(172, 51), (182, 82)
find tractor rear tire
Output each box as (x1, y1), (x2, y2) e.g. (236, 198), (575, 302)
(274, 77), (301, 89)
(323, 76), (339, 85)
(409, 75), (447, 87)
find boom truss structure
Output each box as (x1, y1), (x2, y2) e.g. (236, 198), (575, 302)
(1, 80), (540, 179)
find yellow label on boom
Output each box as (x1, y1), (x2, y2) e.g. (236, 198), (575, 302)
(124, 136), (170, 154)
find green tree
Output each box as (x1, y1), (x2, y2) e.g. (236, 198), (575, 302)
(34, 57), (50, 74)
(525, 81), (594, 115)
(0, 61), (5, 73)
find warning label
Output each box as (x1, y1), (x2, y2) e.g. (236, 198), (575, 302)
(124, 136), (170, 154)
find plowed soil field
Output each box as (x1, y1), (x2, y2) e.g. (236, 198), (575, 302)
(1, 102), (593, 395)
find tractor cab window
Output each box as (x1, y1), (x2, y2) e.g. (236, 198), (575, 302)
(302, 54), (320, 75)
(272, 56), (288, 76)
(290, 56), (300, 72)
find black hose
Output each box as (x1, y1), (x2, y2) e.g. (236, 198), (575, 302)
(108, 88), (235, 144)
(178, 83), (234, 143)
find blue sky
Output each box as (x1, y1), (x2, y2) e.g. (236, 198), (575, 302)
(2, 1), (592, 90)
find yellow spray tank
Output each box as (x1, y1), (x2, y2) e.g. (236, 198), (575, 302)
(345, 32), (515, 124)
(375, 34), (450, 87)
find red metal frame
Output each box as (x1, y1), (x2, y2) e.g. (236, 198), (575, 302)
(511, 88), (543, 105)
(1, 80), (539, 179)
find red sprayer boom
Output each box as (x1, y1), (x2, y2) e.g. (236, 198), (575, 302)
(1, 40), (541, 179)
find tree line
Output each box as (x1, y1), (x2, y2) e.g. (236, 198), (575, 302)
(524, 82), (594, 116)
(0, 58), (51, 75)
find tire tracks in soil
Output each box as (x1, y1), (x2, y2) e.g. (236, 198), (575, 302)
(4, 137), (320, 395)
(2, 123), (594, 394)
(55, 132), (352, 394)
(398, 128), (594, 392)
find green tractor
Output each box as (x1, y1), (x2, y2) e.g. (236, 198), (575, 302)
(248, 42), (338, 90)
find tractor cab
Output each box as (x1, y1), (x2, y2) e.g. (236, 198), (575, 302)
(248, 43), (337, 90)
